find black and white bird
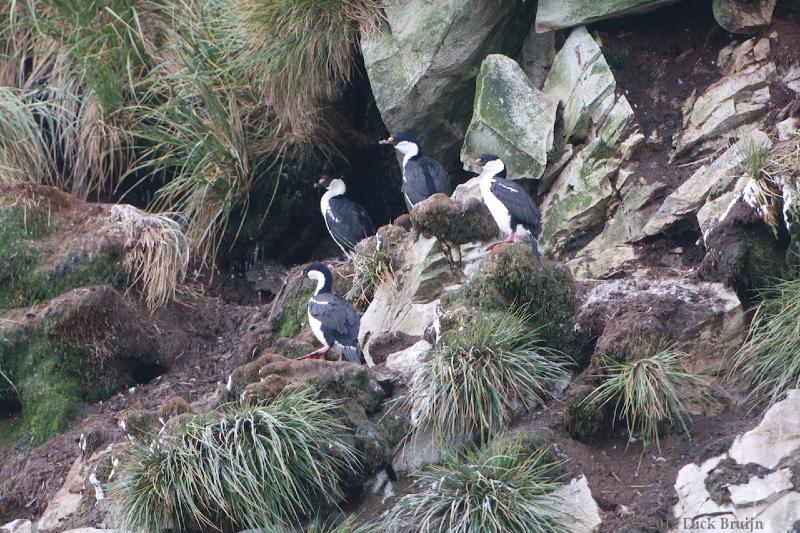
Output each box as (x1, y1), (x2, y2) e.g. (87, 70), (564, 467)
(315, 175), (375, 256)
(299, 262), (361, 363)
(380, 132), (452, 209)
(474, 154), (541, 257)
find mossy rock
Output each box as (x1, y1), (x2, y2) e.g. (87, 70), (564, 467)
(563, 385), (611, 442)
(0, 286), (158, 444)
(0, 205), (125, 313)
(594, 312), (667, 363)
(449, 244), (577, 346)
(410, 193), (498, 245)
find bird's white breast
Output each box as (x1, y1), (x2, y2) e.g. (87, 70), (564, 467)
(308, 306), (326, 345)
(480, 177), (513, 235)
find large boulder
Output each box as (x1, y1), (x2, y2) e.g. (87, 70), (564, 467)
(713, 0), (777, 35)
(576, 276), (745, 376)
(361, 0), (536, 164)
(535, 0), (682, 32)
(538, 27), (641, 256)
(459, 54), (557, 178)
(670, 390), (800, 533)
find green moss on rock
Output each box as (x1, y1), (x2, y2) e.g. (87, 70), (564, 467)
(0, 330), (124, 444)
(271, 278), (314, 340)
(410, 194), (498, 245)
(450, 244), (577, 345)
(0, 206), (124, 312)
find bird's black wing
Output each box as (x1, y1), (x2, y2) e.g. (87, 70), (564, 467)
(419, 156), (452, 197)
(308, 293), (360, 344)
(327, 197), (375, 250)
(490, 177), (540, 234)
(403, 157), (451, 205)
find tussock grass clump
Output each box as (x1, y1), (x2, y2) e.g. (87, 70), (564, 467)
(729, 277), (800, 406)
(112, 205), (189, 309)
(585, 346), (710, 448)
(405, 311), (571, 444)
(111, 388), (359, 532)
(346, 233), (399, 312)
(0, 88), (53, 183)
(224, 0), (384, 141)
(385, 438), (570, 533)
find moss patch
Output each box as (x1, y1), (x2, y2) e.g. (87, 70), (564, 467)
(449, 245), (577, 346)
(271, 279), (314, 340)
(410, 194), (498, 245)
(0, 330), (124, 444)
(0, 206), (124, 312)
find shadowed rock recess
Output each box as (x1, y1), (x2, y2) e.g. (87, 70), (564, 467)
(3, 1), (800, 532)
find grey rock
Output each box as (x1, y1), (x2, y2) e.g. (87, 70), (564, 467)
(643, 130), (771, 237)
(1, 520), (35, 533)
(713, 0), (777, 35)
(535, 0), (682, 32)
(361, 0), (535, 163)
(460, 54), (557, 178)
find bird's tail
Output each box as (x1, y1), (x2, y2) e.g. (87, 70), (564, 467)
(341, 345), (361, 364)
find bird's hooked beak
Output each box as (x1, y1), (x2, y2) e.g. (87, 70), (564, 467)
(379, 135), (395, 146)
(313, 177), (330, 190)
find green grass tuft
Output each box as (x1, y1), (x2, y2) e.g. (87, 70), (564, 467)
(404, 311), (571, 444)
(110, 387), (360, 532)
(729, 277), (800, 406)
(385, 437), (571, 533)
(223, 0), (383, 145)
(584, 345), (710, 448)
(0, 88), (54, 183)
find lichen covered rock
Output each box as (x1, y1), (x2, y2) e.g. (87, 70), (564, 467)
(361, 0), (536, 163)
(460, 54), (557, 178)
(713, 0), (777, 34)
(535, 0), (680, 32)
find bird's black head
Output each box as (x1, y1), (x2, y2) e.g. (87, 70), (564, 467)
(379, 131), (418, 146)
(314, 174), (343, 190)
(476, 154), (507, 178)
(304, 262), (332, 294)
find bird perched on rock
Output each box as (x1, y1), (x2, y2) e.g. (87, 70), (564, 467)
(315, 175), (375, 257)
(299, 262), (361, 363)
(473, 154), (541, 257)
(380, 132), (452, 210)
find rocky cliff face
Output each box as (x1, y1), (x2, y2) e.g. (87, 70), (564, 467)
(3, 1), (800, 532)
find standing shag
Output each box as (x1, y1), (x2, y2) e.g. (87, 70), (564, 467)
(300, 262), (361, 363)
(380, 132), (452, 209)
(315, 176), (375, 256)
(474, 154), (541, 257)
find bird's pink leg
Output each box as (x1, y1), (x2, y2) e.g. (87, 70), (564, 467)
(298, 345), (330, 360)
(486, 231), (516, 251)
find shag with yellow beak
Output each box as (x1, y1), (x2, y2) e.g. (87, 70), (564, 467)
(315, 175), (375, 257)
(380, 132), (452, 210)
(474, 154), (541, 257)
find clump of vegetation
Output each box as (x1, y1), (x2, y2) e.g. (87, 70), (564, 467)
(111, 388), (359, 533)
(454, 245), (576, 345)
(346, 231), (400, 312)
(584, 345), (710, 448)
(223, 0), (384, 144)
(0, 88), (53, 184)
(113, 205), (189, 309)
(563, 385), (610, 443)
(404, 311), (571, 444)
(385, 437), (571, 533)
(729, 276), (800, 406)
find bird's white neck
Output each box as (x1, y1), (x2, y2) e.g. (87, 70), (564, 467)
(308, 271), (326, 295)
(396, 143), (419, 169)
(320, 188), (343, 214)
